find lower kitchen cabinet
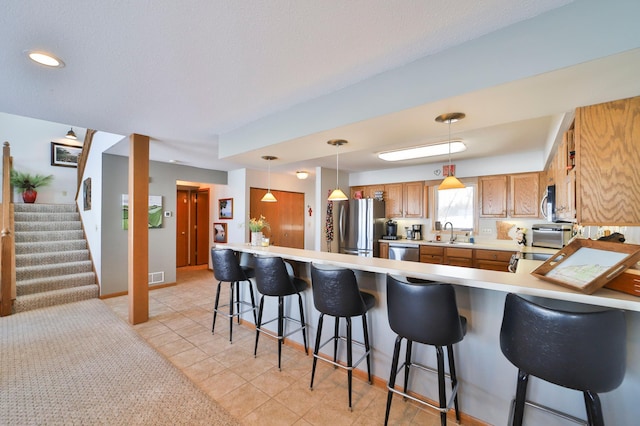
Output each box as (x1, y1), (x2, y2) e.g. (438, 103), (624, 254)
(379, 242), (389, 259)
(419, 245), (444, 264)
(474, 249), (515, 272)
(445, 247), (474, 267)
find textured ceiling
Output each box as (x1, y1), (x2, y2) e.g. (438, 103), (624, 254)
(5, 0), (633, 175)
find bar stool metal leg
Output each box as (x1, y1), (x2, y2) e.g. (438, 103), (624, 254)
(297, 293), (308, 354)
(436, 346), (447, 426)
(512, 369), (529, 426)
(447, 344), (461, 422)
(333, 317), (340, 365)
(403, 340), (413, 397)
(385, 336), (403, 425)
(254, 295), (265, 357)
(212, 281), (222, 333)
(310, 313), (325, 390)
(362, 313), (372, 384)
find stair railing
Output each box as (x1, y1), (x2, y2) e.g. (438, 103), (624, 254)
(75, 129), (95, 199)
(1, 142), (16, 316)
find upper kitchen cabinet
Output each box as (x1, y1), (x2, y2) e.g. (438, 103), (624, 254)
(385, 181), (424, 218)
(509, 173), (540, 217)
(478, 175), (507, 217)
(575, 95), (640, 225)
(479, 173), (539, 218)
(350, 184), (384, 199)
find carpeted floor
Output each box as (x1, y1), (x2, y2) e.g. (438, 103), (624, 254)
(0, 299), (240, 425)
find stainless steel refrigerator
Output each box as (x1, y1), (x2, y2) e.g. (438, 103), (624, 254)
(338, 199), (386, 257)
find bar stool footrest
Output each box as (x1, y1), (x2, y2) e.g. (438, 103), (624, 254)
(256, 315), (306, 341)
(508, 399), (588, 425)
(313, 335), (370, 371)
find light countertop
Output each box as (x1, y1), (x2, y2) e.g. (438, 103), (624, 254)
(225, 243), (640, 312)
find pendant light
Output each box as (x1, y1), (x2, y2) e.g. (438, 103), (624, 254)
(435, 112), (466, 190)
(65, 128), (77, 140)
(261, 156), (278, 202)
(327, 139), (348, 201)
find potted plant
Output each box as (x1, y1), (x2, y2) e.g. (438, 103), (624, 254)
(10, 170), (54, 203)
(249, 215), (269, 246)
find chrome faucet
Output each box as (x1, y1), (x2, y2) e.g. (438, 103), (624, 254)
(444, 222), (455, 243)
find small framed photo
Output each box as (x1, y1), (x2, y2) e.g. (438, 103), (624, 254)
(83, 178), (91, 211)
(51, 142), (82, 168)
(214, 222), (227, 243)
(443, 164), (456, 177)
(219, 198), (233, 219)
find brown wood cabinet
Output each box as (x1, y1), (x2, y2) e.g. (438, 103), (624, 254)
(445, 247), (473, 267)
(479, 173), (539, 218)
(419, 245), (444, 264)
(379, 242), (389, 259)
(474, 249), (514, 271)
(384, 181), (424, 218)
(575, 95), (640, 225)
(350, 185), (385, 200)
(479, 175), (507, 217)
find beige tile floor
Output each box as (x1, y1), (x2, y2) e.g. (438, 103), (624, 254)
(103, 266), (449, 425)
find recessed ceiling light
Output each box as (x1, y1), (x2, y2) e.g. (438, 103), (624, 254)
(378, 140), (466, 162)
(26, 50), (65, 68)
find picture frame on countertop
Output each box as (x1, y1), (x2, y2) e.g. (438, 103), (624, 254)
(214, 222), (227, 243)
(531, 239), (640, 294)
(219, 198), (233, 219)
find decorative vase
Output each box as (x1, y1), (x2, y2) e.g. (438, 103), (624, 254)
(22, 189), (37, 203)
(251, 231), (263, 246)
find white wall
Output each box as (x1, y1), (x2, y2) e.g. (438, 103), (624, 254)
(0, 112), (85, 204)
(77, 132), (126, 281)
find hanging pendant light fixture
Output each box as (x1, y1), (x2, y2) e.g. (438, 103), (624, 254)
(435, 112), (466, 190)
(65, 128), (77, 140)
(327, 139), (349, 201)
(261, 156), (278, 202)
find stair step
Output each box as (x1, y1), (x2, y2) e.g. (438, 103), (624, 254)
(13, 203), (77, 213)
(16, 260), (93, 281)
(15, 230), (85, 243)
(14, 211), (80, 222)
(16, 272), (97, 296)
(15, 221), (82, 232)
(15, 240), (88, 255)
(13, 285), (100, 313)
(16, 249), (91, 267)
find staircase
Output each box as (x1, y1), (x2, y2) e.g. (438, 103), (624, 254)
(13, 203), (99, 313)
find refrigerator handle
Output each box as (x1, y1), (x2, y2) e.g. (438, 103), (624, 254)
(339, 202), (346, 243)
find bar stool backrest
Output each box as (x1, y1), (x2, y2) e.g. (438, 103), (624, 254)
(254, 256), (298, 296)
(311, 264), (367, 317)
(211, 248), (247, 282)
(500, 293), (626, 393)
(386, 275), (465, 346)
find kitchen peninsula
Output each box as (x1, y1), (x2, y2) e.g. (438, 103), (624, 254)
(224, 243), (640, 425)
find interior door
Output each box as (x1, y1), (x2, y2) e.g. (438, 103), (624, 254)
(176, 190), (189, 267)
(195, 189), (209, 265)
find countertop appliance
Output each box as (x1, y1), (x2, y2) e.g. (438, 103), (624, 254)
(338, 199), (386, 257)
(384, 220), (398, 240)
(531, 223), (574, 249)
(411, 224), (422, 241)
(388, 243), (420, 262)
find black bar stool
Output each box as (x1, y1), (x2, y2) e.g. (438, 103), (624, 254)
(210, 248), (258, 342)
(500, 293), (626, 426)
(253, 255), (308, 370)
(384, 275), (467, 426)
(309, 264), (375, 410)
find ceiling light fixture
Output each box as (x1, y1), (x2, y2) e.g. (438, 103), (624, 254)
(26, 50), (65, 68)
(435, 112), (466, 190)
(296, 171), (309, 180)
(65, 128), (77, 140)
(378, 140), (466, 162)
(327, 139), (349, 201)
(261, 155), (278, 202)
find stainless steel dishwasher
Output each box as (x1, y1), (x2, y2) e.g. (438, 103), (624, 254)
(388, 244), (420, 262)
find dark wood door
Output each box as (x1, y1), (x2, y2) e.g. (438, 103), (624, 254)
(195, 189), (209, 265)
(176, 190), (189, 267)
(250, 188), (304, 249)
(177, 188), (210, 266)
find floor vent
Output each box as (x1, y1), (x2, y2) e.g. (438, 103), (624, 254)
(148, 271), (165, 285)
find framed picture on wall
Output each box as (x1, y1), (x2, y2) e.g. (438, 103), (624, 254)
(83, 178), (91, 210)
(214, 222), (227, 243)
(51, 142), (82, 168)
(219, 198), (233, 219)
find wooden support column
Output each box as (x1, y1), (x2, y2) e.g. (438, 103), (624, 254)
(128, 134), (149, 324)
